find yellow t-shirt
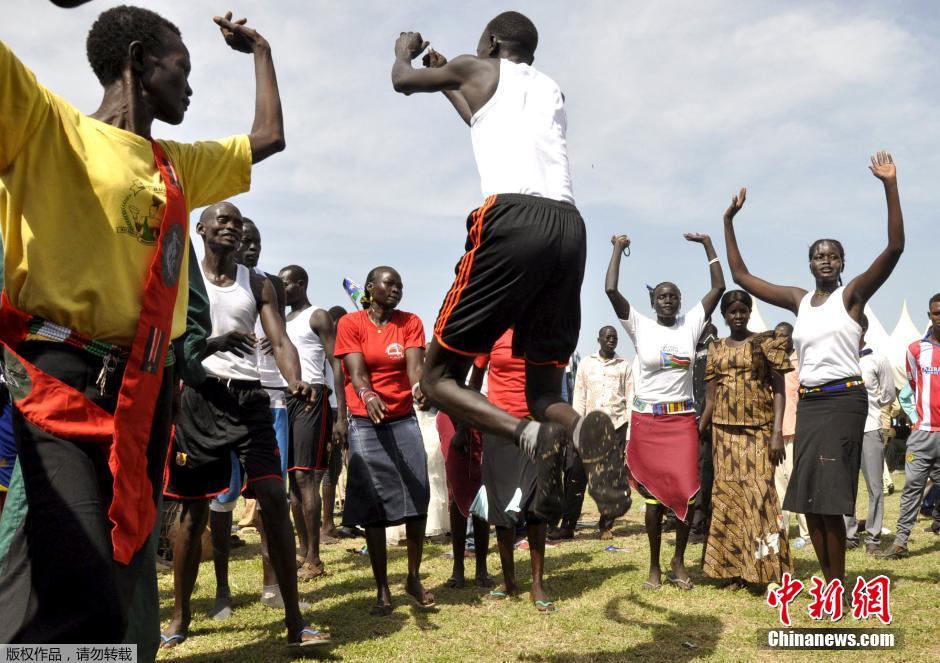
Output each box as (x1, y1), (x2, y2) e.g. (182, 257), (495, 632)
(0, 39), (252, 345)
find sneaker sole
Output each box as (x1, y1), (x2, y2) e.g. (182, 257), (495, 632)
(531, 423), (566, 522)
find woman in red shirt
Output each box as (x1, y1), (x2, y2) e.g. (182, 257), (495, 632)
(334, 266), (434, 615)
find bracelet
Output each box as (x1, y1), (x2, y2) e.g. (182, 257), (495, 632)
(411, 382), (421, 397)
(622, 246), (631, 257)
(708, 257), (720, 265)
(357, 387), (379, 404)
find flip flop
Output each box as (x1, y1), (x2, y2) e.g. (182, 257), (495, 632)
(666, 572), (693, 591)
(642, 581), (662, 591)
(159, 633), (186, 649)
(289, 626), (331, 647)
(487, 589), (512, 600)
(533, 599), (557, 613)
(297, 561), (325, 581)
(407, 591), (437, 609)
(369, 602), (393, 616)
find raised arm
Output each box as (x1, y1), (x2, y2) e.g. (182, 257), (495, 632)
(423, 49), (472, 125)
(605, 235), (633, 320)
(843, 152), (904, 315)
(722, 188), (804, 314)
(683, 233), (725, 318)
(312, 309), (347, 445)
(214, 13), (285, 164)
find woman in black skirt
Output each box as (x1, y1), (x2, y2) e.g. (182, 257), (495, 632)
(722, 151), (904, 586)
(334, 266), (434, 615)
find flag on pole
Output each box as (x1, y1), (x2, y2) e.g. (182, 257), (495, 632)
(343, 278), (365, 310)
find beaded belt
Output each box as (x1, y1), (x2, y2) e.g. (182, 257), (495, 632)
(798, 379), (864, 397)
(633, 396), (695, 415)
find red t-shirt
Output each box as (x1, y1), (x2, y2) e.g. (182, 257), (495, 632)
(335, 310), (425, 418)
(474, 328), (529, 418)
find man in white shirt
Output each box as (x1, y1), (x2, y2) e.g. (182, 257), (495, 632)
(550, 327), (632, 540)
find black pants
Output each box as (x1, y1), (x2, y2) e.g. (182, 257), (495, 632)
(0, 342), (174, 643)
(691, 425), (714, 534)
(557, 423), (628, 531)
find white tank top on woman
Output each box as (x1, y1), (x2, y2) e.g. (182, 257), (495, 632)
(792, 287), (862, 387)
(470, 59), (574, 204)
(285, 306), (327, 386)
(201, 263), (261, 381)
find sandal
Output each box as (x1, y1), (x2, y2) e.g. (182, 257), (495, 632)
(642, 581), (662, 591)
(289, 626), (331, 647)
(296, 555), (305, 569)
(487, 589), (514, 600)
(297, 561), (325, 582)
(666, 571), (694, 591)
(533, 599), (557, 613)
(159, 632), (187, 649)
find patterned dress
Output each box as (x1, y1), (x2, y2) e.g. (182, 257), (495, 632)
(702, 333), (793, 584)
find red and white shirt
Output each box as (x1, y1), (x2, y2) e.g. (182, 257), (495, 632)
(906, 334), (940, 432)
(335, 310), (425, 419)
(474, 329), (529, 419)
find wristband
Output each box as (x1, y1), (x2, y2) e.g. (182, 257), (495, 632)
(358, 387), (379, 404)
(708, 257), (720, 265)
(411, 382), (421, 397)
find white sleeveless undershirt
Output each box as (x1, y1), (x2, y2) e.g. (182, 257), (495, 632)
(286, 305), (327, 386)
(201, 263), (260, 381)
(792, 287), (862, 387)
(252, 267), (287, 388)
(470, 59), (574, 204)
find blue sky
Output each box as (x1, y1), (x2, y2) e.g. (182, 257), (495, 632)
(5, 1), (939, 358)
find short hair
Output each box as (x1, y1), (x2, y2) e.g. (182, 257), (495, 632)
(360, 266), (399, 309)
(280, 264), (308, 284)
(87, 5), (182, 86)
(198, 201), (240, 225)
(774, 321), (793, 334)
(720, 289), (753, 316)
(328, 306), (347, 323)
(598, 325), (617, 336)
(808, 238), (845, 261)
(929, 293), (940, 306)
(486, 11), (538, 56)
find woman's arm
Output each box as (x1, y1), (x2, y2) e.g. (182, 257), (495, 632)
(683, 233), (725, 317)
(768, 370), (786, 465)
(605, 235), (632, 320)
(343, 352), (387, 424)
(405, 347), (428, 409)
(722, 188), (805, 314)
(699, 380), (716, 435)
(844, 152), (904, 318)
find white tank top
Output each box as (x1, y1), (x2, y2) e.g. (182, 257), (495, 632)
(470, 59), (574, 204)
(201, 263), (260, 381)
(252, 267), (287, 388)
(286, 306), (327, 386)
(792, 287), (862, 387)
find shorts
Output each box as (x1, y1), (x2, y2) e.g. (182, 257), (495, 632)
(434, 193), (586, 366)
(286, 387), (333, 472)
(322, 408), (344, 488)
(163, 378), (283, 500)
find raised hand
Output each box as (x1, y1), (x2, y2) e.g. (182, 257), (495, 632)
(723, 188), (747, 221)
(396, 31), (429, 61)
(422, 48), (447, 68)
(683, 232), (712, 246)
(868, 151), (896, 183)
(214, 12), (269, 54)
(610, 234), (631, 252)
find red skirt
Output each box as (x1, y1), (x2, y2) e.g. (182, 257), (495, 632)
(437, 412), (483, 517)
(626, 412), (700, 522)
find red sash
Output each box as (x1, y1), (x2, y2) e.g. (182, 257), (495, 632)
(0, 141), (187, 564)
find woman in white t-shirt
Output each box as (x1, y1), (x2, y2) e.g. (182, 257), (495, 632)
(605, 232), (725, 590)
(722, 151), (904, 589)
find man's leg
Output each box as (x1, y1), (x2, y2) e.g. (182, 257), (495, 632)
(446, 501), (468, 587)
(494, 525), (517, 596)
(294, 469), (325, 578)
(289, 474), (307, 563)
(527, 519), (550, 608)
(551, 443), (585, 540)
(208, 505), (234, 619)
(253, 478), (305, 637)
(162, 500), (210, 641)
(887, 430), (934, 554)
(471, 515), (491, 586)
(320, 437), (342, 540)
(861, 430), (885, 546)
(692, 427), (714, 537)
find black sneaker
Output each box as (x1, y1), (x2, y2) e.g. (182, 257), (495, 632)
(578, 411), (632, 518)
(529, 423), (567, 523)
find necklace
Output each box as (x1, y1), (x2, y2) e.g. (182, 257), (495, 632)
(814, 289), (833, 297)
(367, 307), (391, 334)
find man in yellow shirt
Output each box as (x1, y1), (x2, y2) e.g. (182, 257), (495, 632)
(0, 4), (322, 649)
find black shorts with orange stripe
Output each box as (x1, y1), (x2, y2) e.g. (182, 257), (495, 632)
(286, 387), (333, 472)
(434, 193), (586, 366)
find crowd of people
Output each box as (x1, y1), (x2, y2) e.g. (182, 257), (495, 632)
(1, 3), (939, 660)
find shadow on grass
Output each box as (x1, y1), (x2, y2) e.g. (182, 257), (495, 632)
(519, 593), (721, 662)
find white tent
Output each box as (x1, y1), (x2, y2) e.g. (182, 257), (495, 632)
(887, 300), (923, 388)
(863, 303), (891, 357)
(749, 300), (769, 333)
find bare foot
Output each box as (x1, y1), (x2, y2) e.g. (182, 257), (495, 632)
(669, 557), (691, 583)
(444, 574), (466, 589)
(488, 582), (518, 599)
(369, 585), (393, 616)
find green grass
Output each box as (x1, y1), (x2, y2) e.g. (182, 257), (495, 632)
(157, 473), (940, 662)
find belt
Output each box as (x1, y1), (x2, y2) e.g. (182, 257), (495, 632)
(206, 376), (262, 390)
(799, 378), (865, 397)
(633, 395), (695, 416)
